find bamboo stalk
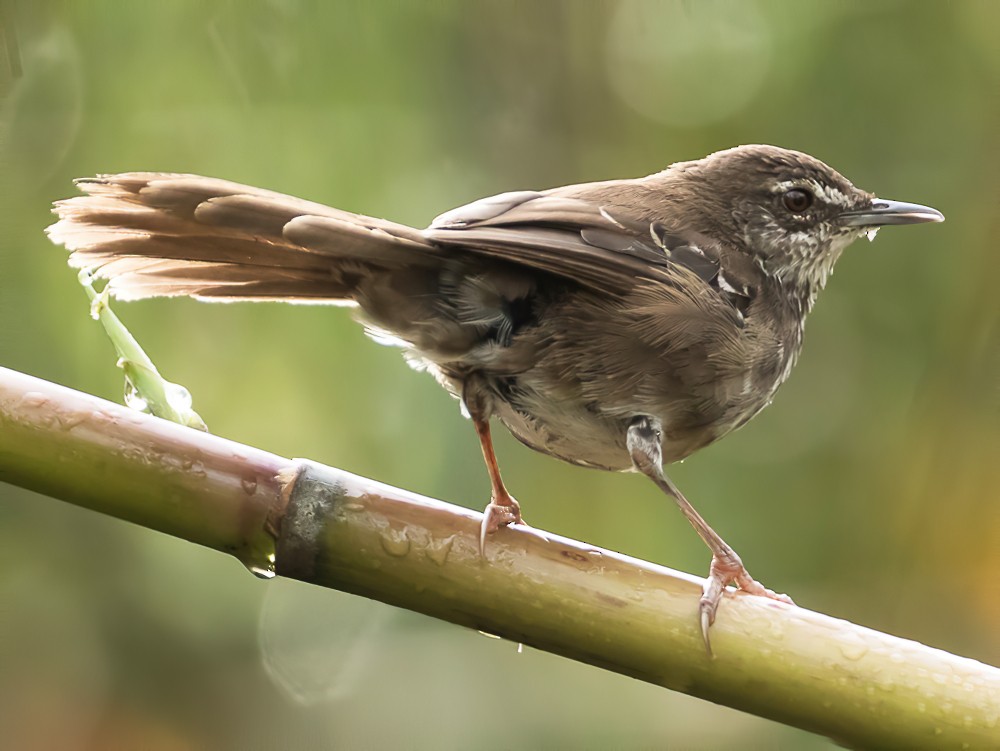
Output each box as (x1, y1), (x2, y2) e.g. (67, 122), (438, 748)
(0, 365), (997, 749)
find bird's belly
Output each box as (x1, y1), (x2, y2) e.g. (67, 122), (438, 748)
(491, 386), (720, 472)
(493, 396), (633, 471)
(489, 361), (778, 473)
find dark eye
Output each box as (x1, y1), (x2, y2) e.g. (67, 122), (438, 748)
(782, 188), (814, 213)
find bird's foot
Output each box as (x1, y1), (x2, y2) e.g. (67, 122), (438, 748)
(699, 549), (793, 656)
(478, 496), (526, 556)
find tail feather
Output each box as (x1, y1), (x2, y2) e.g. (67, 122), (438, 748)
(47, 172), (438, 302)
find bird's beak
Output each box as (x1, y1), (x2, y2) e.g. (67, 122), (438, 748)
(840, 198), (945, 227)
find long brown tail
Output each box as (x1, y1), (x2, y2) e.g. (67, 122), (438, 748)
(47, 173), (440, 302)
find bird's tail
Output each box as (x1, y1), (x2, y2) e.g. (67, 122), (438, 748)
(46, 173), (440, 303)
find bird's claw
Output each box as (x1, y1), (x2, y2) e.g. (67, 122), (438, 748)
(699, 603), (716, 657)
(478, 497), (524, 557)
(699, 551), (793, 657)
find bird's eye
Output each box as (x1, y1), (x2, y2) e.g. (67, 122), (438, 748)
(782, 188), (814, 213)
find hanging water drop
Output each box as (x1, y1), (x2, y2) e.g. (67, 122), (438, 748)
(249, 552), (277, 579)
(123, 378), (149, 413)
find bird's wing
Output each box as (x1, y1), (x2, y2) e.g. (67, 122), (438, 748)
(424, 187), (751, 317)
(425, 190), (663, 290)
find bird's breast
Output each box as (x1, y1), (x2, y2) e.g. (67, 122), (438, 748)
(485, 286), (802, 471)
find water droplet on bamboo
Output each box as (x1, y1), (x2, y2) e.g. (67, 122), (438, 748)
(380, 529), (410, 557)
(425, 534), (455, 566)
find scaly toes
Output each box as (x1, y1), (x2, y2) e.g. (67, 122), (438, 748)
(699, 553), (793, 656)
(731, 567), (794, 606)
(478, 499), (523, 556)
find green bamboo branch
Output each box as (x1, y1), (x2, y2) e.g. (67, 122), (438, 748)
(0, 364), (997, 750)
(79, 269), (208, 430)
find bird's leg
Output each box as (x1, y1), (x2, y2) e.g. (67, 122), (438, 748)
(626, 416), (793, 653)
(463, 377), (524, 555)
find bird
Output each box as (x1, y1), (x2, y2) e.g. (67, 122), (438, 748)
(46, 144), (944, 648)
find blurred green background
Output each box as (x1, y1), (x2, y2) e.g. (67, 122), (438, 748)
(1, 1), (997, 749)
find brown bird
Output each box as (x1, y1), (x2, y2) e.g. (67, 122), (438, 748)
(47, 145), (944, 646)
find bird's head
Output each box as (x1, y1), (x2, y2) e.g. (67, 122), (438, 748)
(668, 144), (944, 300)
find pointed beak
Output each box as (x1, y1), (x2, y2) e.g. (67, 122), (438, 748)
(840, 198), (945, 227)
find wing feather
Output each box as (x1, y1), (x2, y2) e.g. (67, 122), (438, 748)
(425, 192), (675, 292)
